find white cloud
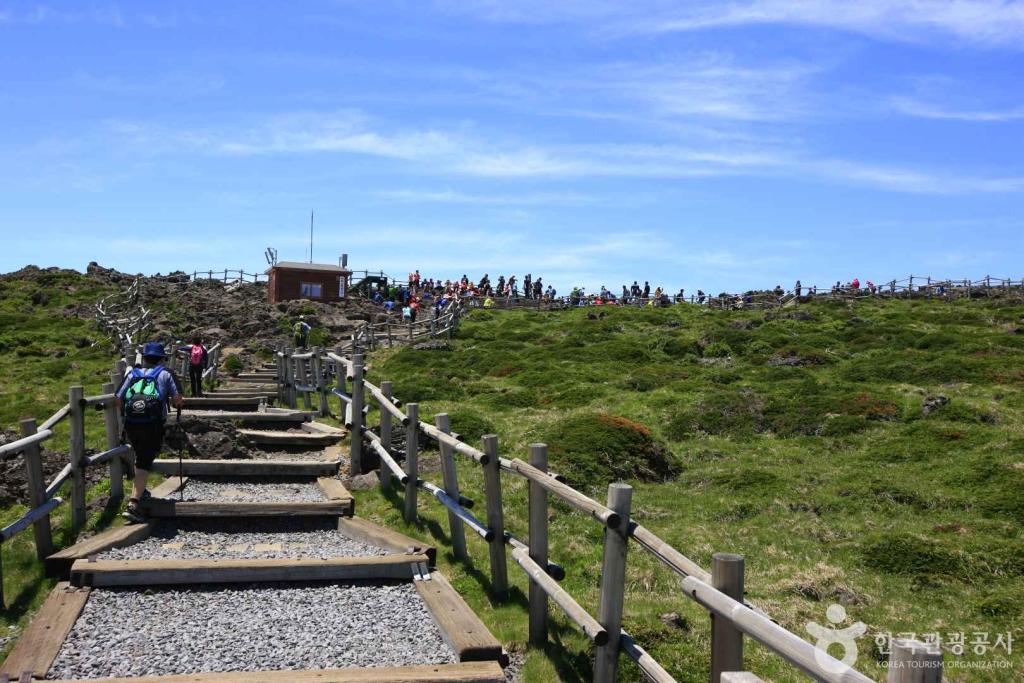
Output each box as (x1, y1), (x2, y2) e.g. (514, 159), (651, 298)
(97, 112), (1024, 194)
(891, 96), (1024, 122)
(444, 0), (1024, 48)
(378, 189), (598, 206)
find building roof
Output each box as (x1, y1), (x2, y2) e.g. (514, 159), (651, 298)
(266, 261), (351, 274)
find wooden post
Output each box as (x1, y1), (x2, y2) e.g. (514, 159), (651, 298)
(378, 381), (393, 491)
(288, 354), (298, 409)
(435, 414), (467, 561)
(312, 347), (329, 416)
(481, 435), (508, 598)
(19, 418), (54, 560)
(68, 386), (87, 529)
(301, 356), (313, 411)
(528, 443), (549, 647)
(710, 553), (745, 682)
(102, 382), (124, 500)
(886, 638), (942, 683)
(403, 403), (419, 523)
(350, 354), (365, 476)
(275, 350), (285, 405)
(594, 483), (633, 683)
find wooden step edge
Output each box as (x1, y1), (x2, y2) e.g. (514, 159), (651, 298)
(69, 554), (430, 587)
(301, 421), (346, 435)
(0, 582), (90, 679)
(138, 499), (354, 518)
(338, 516), (437, 567)
(416, 570), (506, 665)
(46, 523), (156, 577)
(149, 459), (340, 477)
(52, 661), (505, 682)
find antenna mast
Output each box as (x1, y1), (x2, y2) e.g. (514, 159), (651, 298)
(309, 209), (314, 263)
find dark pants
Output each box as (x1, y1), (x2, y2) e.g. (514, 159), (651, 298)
(125, 423), (165, 471)
(188, 365), (204, 397)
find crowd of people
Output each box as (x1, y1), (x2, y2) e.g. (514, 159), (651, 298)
(366, 271), (560, 320)
(361, 270), (907, 315)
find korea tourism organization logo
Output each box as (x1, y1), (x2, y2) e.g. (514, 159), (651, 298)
(805, 604), (867, 672)
(804, 603), (1015, 673)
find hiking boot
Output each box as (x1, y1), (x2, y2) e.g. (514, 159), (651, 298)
(122, 500), (145, 524)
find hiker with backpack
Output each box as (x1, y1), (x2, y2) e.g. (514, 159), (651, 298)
(177, 335), (208, 397)
(293, 316), (311, 349)
(116, 341), (183, 523)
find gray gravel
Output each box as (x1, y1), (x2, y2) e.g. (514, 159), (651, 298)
(99, 519), (389, 560)
(47, 582), (457, 679)
(179, 476), (327, 503)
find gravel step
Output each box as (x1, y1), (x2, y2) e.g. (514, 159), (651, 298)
(177, 476), (327, 503)
(99, 519), (388, 561)
(47, 582), (456, 679)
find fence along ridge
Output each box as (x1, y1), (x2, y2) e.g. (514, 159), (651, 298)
(280, 338), (946, 681)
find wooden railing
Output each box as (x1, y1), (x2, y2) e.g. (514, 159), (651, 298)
(271, 349), (946, 682)
(188, 269), (267, 284)
(339, 298), (464, 353)
(0, 362), (132, 606)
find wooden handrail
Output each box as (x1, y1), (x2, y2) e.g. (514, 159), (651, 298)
(39, 404), (70, 431)
(681, 576), (873, 683)
(511, 546), (608, 646)
(504, 457), (620, 529)
(418, 422), (488, 464)
(0, 429), (53, 461)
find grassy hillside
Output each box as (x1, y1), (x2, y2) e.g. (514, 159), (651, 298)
(0, 269), (124, 649)
(354, 298), (1024, 681)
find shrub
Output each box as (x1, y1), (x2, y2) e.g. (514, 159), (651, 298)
(223, 354), (243, 375)
(861, 535), (967, 578)
(478, 387), (537, 410)
(702, 341), (733, 358)
(445, 408), (496, 443)
(842, 393), (900, 421)
(667, 388), (764, 438)
(820, 415), (869, 437)
(544, 412), (680, 488)
(745, 340), (774, 357)
(663, 337), (701, 358)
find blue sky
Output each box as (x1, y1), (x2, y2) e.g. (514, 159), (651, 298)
(1, 1), (1022, 295)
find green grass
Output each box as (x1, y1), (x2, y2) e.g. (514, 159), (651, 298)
(0, 270), (128, 652)
(358, 298), (1024, 681)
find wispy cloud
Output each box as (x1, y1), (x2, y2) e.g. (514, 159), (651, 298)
(0, 3), (185, 28)
(97, 112), (1024, 194)
(891, 96), (1024, 122)
(378, 188), (598, 206)
(443, 0), (1024, 48)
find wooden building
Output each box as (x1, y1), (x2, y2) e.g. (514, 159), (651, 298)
(265, 261), (352, 304)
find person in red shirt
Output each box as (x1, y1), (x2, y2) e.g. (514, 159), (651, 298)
(851, 278), (860, 290)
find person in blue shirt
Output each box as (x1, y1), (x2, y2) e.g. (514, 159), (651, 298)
(115, 341), (183, 522)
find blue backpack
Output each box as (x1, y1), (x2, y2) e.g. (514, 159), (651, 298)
(123, 366), (167, 424)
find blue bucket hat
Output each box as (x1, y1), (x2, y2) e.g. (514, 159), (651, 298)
(142, 341), (167, 358)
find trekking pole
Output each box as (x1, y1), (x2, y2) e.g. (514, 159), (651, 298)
(176, 406), (185, 501)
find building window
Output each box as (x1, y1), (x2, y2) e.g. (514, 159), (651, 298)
(300, 282), (322, 298)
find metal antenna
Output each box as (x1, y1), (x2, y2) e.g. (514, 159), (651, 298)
(309, 209), (314, 263)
